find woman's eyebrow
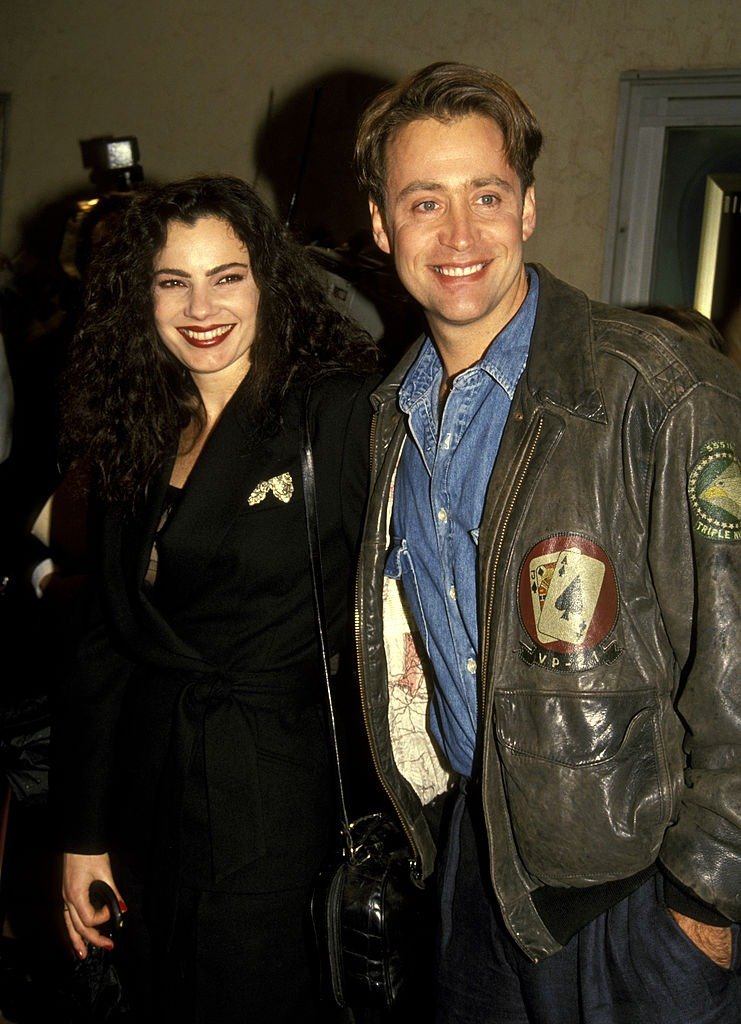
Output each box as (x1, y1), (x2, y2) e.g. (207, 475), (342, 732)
(153, 261), (250, 277)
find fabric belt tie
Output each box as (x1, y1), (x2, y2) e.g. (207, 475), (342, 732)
(171, 667), (317, 883)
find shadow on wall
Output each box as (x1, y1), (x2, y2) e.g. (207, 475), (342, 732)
(253, 66), (426, 366)
(253, 66), (392, 247)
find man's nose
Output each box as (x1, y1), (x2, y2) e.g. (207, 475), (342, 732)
(439, 201), (476, 251)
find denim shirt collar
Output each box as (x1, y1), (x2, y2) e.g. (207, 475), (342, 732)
(399, 267), (539, 413)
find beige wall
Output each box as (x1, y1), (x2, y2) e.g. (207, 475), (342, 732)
(1, 0), (739, 298)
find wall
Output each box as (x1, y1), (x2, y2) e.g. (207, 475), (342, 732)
(1, 0), (739, 299)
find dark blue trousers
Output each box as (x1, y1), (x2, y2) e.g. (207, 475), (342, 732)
(435, 792), (740, 1023)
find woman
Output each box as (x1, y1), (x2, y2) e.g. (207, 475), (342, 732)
(52, 175), (379, 1022)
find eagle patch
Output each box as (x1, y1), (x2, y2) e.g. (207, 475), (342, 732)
(689, 441), (741, 541)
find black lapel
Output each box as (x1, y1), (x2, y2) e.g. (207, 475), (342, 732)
(152, 386), (297, 594)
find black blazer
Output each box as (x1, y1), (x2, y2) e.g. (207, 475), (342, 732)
(52, 370), (377, 892)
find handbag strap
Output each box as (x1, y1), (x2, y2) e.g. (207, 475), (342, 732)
(299, 387), (352, 836)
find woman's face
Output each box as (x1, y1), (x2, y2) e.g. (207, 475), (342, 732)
(152, 215), (260, 385)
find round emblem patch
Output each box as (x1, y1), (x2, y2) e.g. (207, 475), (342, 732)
(518, 534), (620, 672)
(688, 441), (741, 542)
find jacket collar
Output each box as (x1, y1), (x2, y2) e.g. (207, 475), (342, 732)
(373, 263), (606, 424)
(525, 264), (606, 423)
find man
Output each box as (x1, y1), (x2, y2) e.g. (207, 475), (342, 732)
(353, 62), (740, 1022)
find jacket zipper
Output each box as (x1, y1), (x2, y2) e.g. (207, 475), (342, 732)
(354, 596), (423, 877)
(480, 417), (543, 721)
(477, 416), (543, 952)
(354, 411), (424, 880)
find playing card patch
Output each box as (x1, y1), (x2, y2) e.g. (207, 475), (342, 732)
(518, 534), (620, 672)
(688, 441), (741, 542)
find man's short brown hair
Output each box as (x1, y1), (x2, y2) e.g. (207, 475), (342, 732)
(355, 61), (543, 210)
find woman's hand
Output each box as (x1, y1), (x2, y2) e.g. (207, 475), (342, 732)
(62, 851), (126, 959)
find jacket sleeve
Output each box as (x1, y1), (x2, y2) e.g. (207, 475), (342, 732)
(650, 369), (741, 924)
(0, 330), (13, 464)
(50, 557), (135, 854)
(310, 370), (378, 556)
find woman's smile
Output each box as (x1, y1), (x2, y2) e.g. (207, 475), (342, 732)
(176, 324), (236, 346)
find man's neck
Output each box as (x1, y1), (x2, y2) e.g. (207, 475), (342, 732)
(429, 266), (530, 379)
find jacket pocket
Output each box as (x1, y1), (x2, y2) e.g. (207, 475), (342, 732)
(494, 690), (669, 883)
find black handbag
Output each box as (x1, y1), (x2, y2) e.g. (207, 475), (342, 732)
(60, 881), (131, 1023)
(299, 394), (432, 1013)
(311, 811), (432, 1013)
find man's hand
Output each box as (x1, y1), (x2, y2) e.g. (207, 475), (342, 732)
(670, 910), (732, 968)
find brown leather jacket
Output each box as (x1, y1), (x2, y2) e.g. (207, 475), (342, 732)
(355, 265), (741, 959)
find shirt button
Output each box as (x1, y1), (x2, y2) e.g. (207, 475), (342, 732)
(466, 657), (477, 674)
(449, 585), (457, 601)
(437, 508), (448, 523)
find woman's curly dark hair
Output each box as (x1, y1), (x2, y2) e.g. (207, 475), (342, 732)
(60, 175), (379, 508)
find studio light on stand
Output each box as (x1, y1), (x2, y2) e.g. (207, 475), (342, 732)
(79, 135), (144, 193)
(60, 135), (144, 279)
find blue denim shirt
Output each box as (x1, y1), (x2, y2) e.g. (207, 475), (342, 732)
(386, 269), (539, 776)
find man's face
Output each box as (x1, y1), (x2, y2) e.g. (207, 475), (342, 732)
(370, 114), (536, 357)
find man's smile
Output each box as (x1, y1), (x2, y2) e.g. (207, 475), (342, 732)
(433, 261), (488, 277)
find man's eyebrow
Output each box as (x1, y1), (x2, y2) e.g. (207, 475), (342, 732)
(472, 175), (515, 193)
(153, 261), (250, 277)
(396, 179), (443, 201)
(395, 175), (515, 202)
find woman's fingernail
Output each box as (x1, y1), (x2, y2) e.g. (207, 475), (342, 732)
(119, 900), (128, 913)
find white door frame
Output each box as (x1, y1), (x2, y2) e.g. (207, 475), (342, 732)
(602, 69), (741, 306)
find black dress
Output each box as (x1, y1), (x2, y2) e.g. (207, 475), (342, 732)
(52, 370), (378, 1022)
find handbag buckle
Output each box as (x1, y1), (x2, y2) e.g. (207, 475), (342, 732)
(342, 819), (372, 866)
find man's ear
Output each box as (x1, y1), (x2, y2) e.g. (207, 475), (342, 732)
(369, 198), (392, 255)
(522, 185), (536, 242)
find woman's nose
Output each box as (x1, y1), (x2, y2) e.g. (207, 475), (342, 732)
(184, 283), (215, 319)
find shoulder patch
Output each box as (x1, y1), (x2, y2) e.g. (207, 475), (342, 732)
(518, 534), (620, 672)
(688, 441), (741, 542)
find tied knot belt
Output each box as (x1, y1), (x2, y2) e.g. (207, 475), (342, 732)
(168, 666), (322, 883)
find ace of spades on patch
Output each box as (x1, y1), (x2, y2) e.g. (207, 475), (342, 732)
(536, 546), (605, 645)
